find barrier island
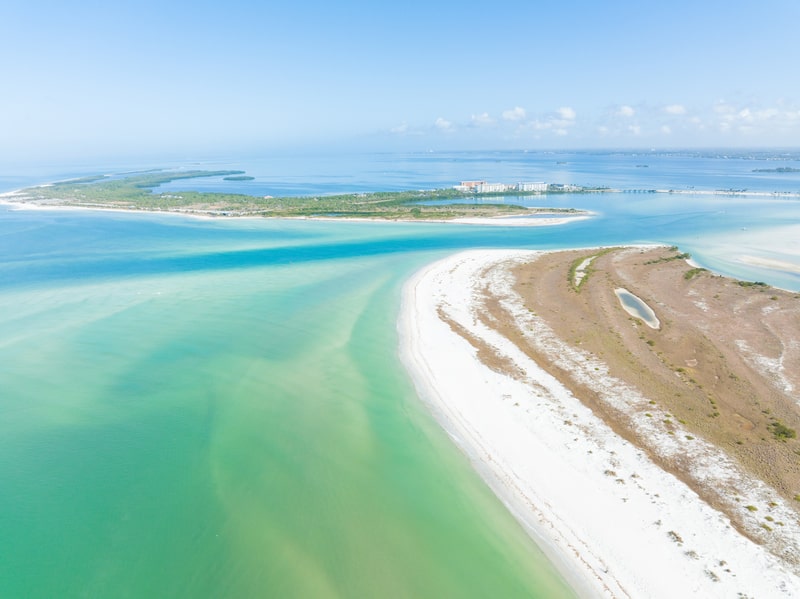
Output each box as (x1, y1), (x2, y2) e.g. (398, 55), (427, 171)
(400, 245), (800, 597)
(3, 170), (588, 222)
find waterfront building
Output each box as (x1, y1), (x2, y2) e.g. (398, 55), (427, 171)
(517, 182), (547, 192)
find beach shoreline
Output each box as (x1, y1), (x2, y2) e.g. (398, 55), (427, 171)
(398, 253), (609, 597)
(398, 248), (800, 598)
(0, 196), (590, 227)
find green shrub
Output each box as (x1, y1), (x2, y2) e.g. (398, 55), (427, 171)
(684, 267), (706, 280)
(737, 280), (769, 288)
(770, 421), (796, 440)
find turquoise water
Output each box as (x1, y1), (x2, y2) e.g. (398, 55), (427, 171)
(2, 151), (800, 597)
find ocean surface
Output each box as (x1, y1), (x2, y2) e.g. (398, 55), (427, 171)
(2, 150), (800, 597)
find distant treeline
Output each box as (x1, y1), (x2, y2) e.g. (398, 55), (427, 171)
(16, 170), (587, 220)
(752, 167), (800, 173)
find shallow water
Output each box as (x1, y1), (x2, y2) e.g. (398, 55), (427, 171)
(1, 150), (799, 597)
(615, 288), (660, 328)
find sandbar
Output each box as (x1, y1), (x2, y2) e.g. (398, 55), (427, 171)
(1, 194), (588, 227)
(399, 246), (800, 597)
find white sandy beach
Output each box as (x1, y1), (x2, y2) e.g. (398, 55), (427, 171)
(287, 214), (589, 226)
(398, 249), (800, 598)
(0, 196), (240, 220)
(447, 214), (592, 227)
(0, 194), (589, 226)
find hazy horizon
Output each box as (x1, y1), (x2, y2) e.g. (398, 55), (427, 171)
(2, 0), (799, 165)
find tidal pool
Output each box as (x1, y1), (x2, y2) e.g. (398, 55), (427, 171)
(614, 288), (660, 329)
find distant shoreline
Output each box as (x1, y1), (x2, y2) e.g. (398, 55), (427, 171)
(3, 167), (799, 225)
(0, 169), (593, 224)
(0, 196), (591, 227)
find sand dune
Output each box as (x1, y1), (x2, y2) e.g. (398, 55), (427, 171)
(399, 248), (800, 598)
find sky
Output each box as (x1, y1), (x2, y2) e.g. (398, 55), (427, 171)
(2, 0), (799, 164)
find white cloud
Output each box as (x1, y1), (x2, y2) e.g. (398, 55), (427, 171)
(389, 122), (425, 137)
(390, 123), (408, 134)
(784, 110), (800, 122)
(395, 99), (800, 146)
(710, 102), (800, 135)
(530, 119), (551, 131)
(713, 102), (735, 115)
(664, 104), (687, 115)
(470, 112), (495, 126)
(518, 107), (579, 137)
(557, 106), (576, 120)
(502, 106), (526, 121)
(755, 108), (779, 121)
(434, 117), (453, 131)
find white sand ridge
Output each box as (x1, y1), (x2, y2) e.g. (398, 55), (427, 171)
(399, 249), (800, 598)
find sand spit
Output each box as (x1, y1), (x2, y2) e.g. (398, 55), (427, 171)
(286, 213), (589, 226)
(738, 255), (800, 276)
(447, 214), (592, 227)
(399, 248), (800, 598)
(1, 193), (589, 226)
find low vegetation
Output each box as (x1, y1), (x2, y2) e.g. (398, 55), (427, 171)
(737, 281), (770, 288)
(770, 421), (797, 441)
(13, 170), (589, 221)
(645, 247), (692, 265)
(752, 167), (800, 173)
(567, 247), (616, 291)
(684, 267), (707, 280)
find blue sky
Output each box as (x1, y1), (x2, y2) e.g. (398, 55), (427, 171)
(2, 0), (799, 163)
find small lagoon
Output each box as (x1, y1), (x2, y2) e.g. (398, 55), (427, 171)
(615, 288), (661, 328)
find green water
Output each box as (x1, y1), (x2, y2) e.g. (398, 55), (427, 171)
(7, 151), (800, 596)
(0, 213), (574, 597)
